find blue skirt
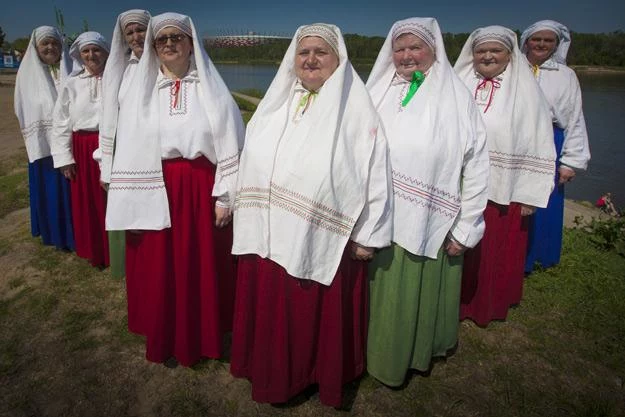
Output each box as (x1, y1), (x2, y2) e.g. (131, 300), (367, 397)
(525, 126), (565, 273)
(28, 156), (75, 250)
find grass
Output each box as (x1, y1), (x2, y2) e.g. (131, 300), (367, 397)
(1, 151), (625, 417)
(235, 88), (265, 99)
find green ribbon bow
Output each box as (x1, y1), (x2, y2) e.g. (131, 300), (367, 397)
(401, 71), (425, 107)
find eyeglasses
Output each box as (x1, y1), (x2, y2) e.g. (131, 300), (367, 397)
(154, 33), (187, 47)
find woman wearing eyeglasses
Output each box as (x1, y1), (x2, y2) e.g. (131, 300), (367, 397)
(105, 13), (244, 366)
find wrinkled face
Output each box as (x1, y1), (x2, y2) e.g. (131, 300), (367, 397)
(36, 37), (62, 66)
(80, 44), (108, 76)
(392, 33), (435, 80)
(124, 22), (147, 58)
(154, 27), (193, 69)
(525, 30), (558, 65)
(473, 41), (511, 79)
(294, 36), (339, 92)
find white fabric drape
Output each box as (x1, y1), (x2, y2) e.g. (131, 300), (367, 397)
(367, 17), (490, 259)
(14, 26), (71, 162)
(521, 20), (590, 171)
(98, 9), (151, 183)
(455, 25), (556, 208)
(106, 12), (244, 231)
(232, 23), (392, 284)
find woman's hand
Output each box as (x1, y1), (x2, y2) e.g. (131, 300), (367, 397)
(558, 166), (576, 185)
(215, 206), (232, 228)
(100, 180), (109, 191)
(350, 242), (374, 261)
(520, 204), (536, 216)
(60, 164), (76, 181)
(444, 237), (467, 257)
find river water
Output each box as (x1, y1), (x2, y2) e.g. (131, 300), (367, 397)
(215, 64), (625, 207)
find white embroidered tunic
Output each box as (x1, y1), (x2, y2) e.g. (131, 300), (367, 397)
(155, 68), (227, 205)
(375, 73), (489, 259)
(367, 17), (490, 260)
(51, 68), (103, 168)
(532, 58), (590, 170)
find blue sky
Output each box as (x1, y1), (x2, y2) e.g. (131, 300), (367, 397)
(2, 0), (624, 41)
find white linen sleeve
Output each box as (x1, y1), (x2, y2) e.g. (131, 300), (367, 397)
(50, 82), (75, 168)
(449, 105), (490, 249)
(350, 125), (393, 249)
(559, 70), (590, 170)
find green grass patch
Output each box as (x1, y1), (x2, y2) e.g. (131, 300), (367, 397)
(235, 88), (265, 98)
(0, 170), (29, 218)
(232, 94), (258, 112)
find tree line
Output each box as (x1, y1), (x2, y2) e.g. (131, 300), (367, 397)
(2, 26), (624, 67)
(207, 31), (625, 67)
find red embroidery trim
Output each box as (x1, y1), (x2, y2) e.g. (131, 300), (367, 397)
(474, 78), (501, 113)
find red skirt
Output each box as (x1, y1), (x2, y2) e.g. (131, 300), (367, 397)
(70, 131), (109, 267)
(460, 201), (529, 327)
(230, 250), (368, 407)
(131, 157), (236, 366)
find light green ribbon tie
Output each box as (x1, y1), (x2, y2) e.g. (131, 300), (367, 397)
(401, 71), (425, 107)
(297, 90), (318, 115)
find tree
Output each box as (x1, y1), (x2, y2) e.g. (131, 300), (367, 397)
(12, 37), (30, 52)
(0, 26), (6, 47)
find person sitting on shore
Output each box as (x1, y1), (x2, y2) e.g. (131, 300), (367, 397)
(521, 20), (591, 273)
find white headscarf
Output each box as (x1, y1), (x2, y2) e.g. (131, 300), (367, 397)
(520, 20), (571, 65)
(14, 26), (71, 162)
(69, 31), (110, 76)
(455, 26), (556, 208)
(99, 9), (151, 183)
(232, 23), (390, 283)
(106, 12), (243, 231)
(367, 17), (489, 258)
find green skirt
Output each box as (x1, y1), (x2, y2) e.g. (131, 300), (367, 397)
(108, 230), (125, 278)
(367, 243), (463, 386)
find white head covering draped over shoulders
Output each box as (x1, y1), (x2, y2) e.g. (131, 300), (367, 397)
(232, 23), (392, 284)
(455, 25), (556, 208)
(98, 9), (151, 183)
(520, 20), (590, 171)
(69, 31), (110, 76)
(367, 17), (490, 258)
(14, 26), (71, 162)
(520, 20), (571, 65)
(106, 12), (244, 231)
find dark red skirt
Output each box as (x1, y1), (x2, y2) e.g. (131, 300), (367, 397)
(230, 250), (368, 407)
(130, 157), (236, 366)
(460, 201), (529, 327)
(70, 131), (109, 267)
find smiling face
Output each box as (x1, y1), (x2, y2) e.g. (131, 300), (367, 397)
(154, 27), (193, 70)
(124, 22), (147, 58)
(392, 33), (435, 81)
(36, 37), (62, 66)
(472, 41), (511, 79)
(525, 29), (558, 66)
(294, 36), (339, 92)
(80, 44), (108, 76)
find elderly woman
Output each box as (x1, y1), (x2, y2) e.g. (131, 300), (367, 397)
(97, 9), (150, 315)
(365, 17), (489, 386)
(105, 13), (243, 366)
(521, 20), (591, 273)
(14, 26), (74, 250)
(51, 32), (110, 267)
(454, 26), (556, 326)
(230, 23), (392, 406)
